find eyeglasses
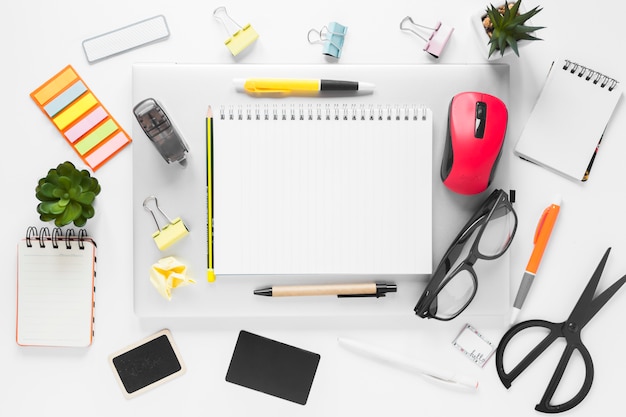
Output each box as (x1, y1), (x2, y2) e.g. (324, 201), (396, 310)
(414, 189), (518, 321)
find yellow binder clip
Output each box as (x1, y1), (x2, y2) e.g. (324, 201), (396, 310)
(214, 6), (259, 56)
(143, 196), (189, 251)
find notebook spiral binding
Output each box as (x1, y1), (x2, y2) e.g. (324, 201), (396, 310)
(219, 104), (429, 122)
(25, 226), (90, 250)
(563, 60), (619, 91)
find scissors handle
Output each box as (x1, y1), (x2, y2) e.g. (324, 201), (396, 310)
(496, 319), (560, 387)
(537, 340), (594, 413)
(496, 319), (594, 413)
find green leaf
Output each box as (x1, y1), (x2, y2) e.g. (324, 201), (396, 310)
(513, 25), (545, 34)
(38, 201), (65, 215)
(75, 191), (95, 205)
(54, 217), (70, 227)
(39, 213), (56, 222)
(58, 176), (71, 190)
(509, 0), (521, 16)
(74, 216), (87, 227)
(82, 205), (95, 219)
(506, 36), (520, 56)
(37, 182), (57, 198)
(35, 190), (56, 202)
(57, 161), (75, 177)
(80, 176), (100, 194)
(70, 171), (81, 188)
(497, 35), (506, 54)
(488, 41), (499, 57)
(57, 201), (82, 226)
(68, 186), (81, 200)
(44, 171), (60, 186)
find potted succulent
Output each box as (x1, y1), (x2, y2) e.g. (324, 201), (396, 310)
(35, 161), (101, 227)
(473, 0), (545, 60)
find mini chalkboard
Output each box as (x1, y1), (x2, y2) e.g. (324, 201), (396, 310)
(225, 330), (320, 405)
(109, 329), (185, 398)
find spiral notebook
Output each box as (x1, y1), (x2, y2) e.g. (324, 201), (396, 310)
(515, 58), (622, 182)
(209, 104), (433, 275)
(16, 227), (97, 347)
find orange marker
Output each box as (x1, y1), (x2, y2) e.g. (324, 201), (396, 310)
(511, 196), (561, 324)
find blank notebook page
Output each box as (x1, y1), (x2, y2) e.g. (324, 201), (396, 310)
(16, 237), (96, 347)
(514, 58), (622, 181)
(212, 104), (433, 275)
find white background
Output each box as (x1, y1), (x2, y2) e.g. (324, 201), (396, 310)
(3, 1), (626, 416)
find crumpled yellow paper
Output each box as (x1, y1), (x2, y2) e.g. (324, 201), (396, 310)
(150, 256), (196, 300)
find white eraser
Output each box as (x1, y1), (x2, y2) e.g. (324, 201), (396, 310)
(82, 15), (170, 63)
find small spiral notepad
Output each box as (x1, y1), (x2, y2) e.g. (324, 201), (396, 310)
(16, 227), (97, 347)
(515, 58), (622, 182)
(210, 104), (433, 275)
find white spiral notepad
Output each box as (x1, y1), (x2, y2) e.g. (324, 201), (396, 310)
(515, 58), (622, 182)
(210, 104), (433, 275)
(16, 227), (96, 347)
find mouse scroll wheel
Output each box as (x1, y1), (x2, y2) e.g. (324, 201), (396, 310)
(475, 101), (487, 139)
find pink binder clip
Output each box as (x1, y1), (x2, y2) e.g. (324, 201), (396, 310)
(400, 16), (454, 58)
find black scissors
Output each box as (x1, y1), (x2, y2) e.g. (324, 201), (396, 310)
(495, 248), (626, 413)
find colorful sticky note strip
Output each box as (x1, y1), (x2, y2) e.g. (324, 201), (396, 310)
(30, 65), (131, 171)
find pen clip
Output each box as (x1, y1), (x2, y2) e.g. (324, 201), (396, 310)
(250, 87), (290, 95)
(533, 207), (551, 244)
(422, 373), (479, 391)
(337, 293), (386, 298)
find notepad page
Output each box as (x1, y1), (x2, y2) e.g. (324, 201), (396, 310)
(16, 240), (95, 347)
(515, 59), (622, 181)
(212, 105), (432, 275)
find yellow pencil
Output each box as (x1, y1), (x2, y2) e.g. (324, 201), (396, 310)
(206, 106), (215, 282)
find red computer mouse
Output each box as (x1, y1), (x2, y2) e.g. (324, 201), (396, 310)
(441, 92), (508, 195)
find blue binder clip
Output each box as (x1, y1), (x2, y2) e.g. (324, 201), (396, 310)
(307, 22), (347, 59)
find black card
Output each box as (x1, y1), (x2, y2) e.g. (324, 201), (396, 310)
(225, 330), (321, 405)
(109, 329), (186, 398)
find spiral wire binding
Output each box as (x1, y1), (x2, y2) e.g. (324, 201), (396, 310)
(52, 227), (62, 248)
(39, 227), (50, 248)
(24, 227), (89, 249)
(218, 104), (429, 122)
(25, 226), (38, 248)
(563, 60), (619, 91)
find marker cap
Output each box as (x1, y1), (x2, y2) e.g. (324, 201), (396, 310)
(233, 78), (247, 92)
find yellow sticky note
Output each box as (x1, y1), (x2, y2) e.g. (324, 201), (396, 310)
(52, 92), (98, 130)
(150, 256), (195, 300)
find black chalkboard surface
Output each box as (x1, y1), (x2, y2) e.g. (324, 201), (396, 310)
(225, 330), (321, 405)
(109, 329), (186, 398)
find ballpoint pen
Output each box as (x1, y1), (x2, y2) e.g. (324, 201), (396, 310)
(233, 78), (376, 95)
(338, 337), (479, 390)
(510, 195), (562, 324)
(253, 282), (396, 298)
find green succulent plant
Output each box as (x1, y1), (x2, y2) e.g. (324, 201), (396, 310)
(35, 161), (101, 227)
(484, 0), (545, 58)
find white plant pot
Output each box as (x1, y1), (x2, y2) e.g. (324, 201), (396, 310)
(471, 3), (534, 61)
